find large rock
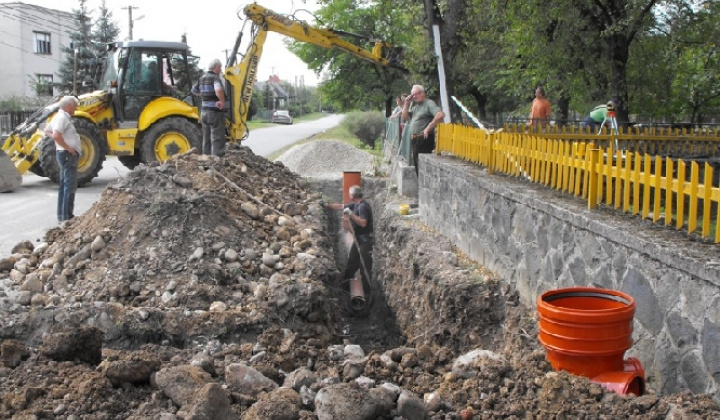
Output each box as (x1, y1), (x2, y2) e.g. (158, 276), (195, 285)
(315, 383), (385, 420)
(0, 152), (22, 192)
(225, 363), (278, 395)
(185, 383), (237, 420)
(242, 387), (301, 420)
(154, 365), (213, 407)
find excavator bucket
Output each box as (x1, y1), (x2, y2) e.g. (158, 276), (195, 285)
(0, 150), (22, 192)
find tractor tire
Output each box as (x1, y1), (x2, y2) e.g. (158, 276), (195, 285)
(118, 155), (142, 170)
(28, 151), (46, 177)
(140, 117), (201, 164)
(40, 118), (107, 187)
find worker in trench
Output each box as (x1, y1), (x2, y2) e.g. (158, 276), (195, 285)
(323, 185), (374, 310)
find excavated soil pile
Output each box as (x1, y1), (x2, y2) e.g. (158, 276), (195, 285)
(276, 140), (378, 179)
(0, 142), (717, 419)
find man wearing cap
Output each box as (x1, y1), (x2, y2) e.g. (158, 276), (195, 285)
(582, 101), (614, 132)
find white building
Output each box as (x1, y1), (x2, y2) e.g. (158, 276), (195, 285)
(0, 2), (75, 98)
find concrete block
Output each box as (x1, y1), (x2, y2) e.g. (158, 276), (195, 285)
(397, 164), (417, 198)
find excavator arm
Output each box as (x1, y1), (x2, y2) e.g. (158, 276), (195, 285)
(224, 3), (404, 141)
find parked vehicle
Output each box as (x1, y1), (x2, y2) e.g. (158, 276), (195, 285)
(271, 110), (293, 125)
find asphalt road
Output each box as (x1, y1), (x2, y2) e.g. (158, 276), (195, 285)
(0, 114), (344, 258)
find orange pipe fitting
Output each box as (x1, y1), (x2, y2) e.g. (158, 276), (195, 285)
(343, 171), (362, 204)
(349, 276), (365, 311)
(537, 287), (645, 396)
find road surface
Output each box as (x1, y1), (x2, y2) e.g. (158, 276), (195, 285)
(0, 114), (343, 258)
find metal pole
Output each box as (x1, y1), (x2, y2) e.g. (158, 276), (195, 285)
(432, 25), (451, 124)
(72, 48), (78, 95)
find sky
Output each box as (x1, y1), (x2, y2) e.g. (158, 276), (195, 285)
(16, 0), (322, 86)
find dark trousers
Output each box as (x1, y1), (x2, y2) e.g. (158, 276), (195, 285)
(411, 132), (435, 177)
(582, 116), (601, 132)
(56, 150), (78, 222)
(201, 109), (226, 156)
(344, 239), (373, 293)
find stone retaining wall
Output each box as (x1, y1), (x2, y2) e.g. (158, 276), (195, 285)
(417, 153), (720, 401)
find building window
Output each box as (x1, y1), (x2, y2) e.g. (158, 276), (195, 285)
(36, 74), (53, 96)
(34, 32), (51, 55)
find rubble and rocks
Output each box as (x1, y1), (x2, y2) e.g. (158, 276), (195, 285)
(0, 142), (717, 419)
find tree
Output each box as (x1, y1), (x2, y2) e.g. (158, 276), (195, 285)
(287, 0), (409, 115)
(663, 0), (720, 123)
(171, 33), (203, 98)
(55, 0), (94, 95)
(89, 0), (120, 90)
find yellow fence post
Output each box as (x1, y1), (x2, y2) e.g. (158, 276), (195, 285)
(588, 148), (600, 209)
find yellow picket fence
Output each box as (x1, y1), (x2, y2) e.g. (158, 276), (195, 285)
(436, 123), (720, 243)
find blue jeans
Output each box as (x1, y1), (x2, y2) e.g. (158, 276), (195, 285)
(56, 150), (78, 221)
(582, 116), (601, 132)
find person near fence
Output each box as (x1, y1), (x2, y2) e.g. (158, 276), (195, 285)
(401, 84), (445, 177)
(44, 96), (81, 223)
(582, 101), (614, 132)
(192, 58), (226, 156)
(390, 95), (406, 119)
(528, 86), (551, 126)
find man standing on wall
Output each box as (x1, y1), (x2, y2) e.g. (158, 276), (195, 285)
(192, 59), (226, 156)
(402, 84), (445, 177)
(44, 96), (81, 224)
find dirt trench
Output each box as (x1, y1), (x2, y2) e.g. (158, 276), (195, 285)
(0, 142), (717, 419)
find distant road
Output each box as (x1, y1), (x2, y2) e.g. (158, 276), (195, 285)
(0, 115), (343, 257)
(244, 113), (344, 157)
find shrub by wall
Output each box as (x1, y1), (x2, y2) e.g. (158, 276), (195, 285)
(342, 111), (385, 148)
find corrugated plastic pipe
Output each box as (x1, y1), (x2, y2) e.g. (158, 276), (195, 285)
(537, 287), (645, 396)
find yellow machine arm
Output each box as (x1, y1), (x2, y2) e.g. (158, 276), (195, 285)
(224, 3), (404, 141)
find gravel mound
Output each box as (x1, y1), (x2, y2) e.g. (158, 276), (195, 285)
(276, 140), (377, 179)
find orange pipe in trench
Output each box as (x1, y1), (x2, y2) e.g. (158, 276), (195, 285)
(537, 287), (645, 396)
(349, 276), (365, 311)
(343, 171), (362, 204)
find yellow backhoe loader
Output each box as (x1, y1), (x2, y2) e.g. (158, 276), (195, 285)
(1, 3), (403, 190)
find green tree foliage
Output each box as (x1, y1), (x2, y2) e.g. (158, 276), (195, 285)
(172, 33), (203, 98)
(89, 0), (120, 90)
(663, 0), (720, 124)
(287, 0), (410, 115)
(56, 0), (95, 95)
(342, 111), (386, 148)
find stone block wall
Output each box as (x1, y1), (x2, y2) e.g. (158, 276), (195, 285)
(418, 153), (720, 401)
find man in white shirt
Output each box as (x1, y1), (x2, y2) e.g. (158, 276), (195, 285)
(45, 96), (82, 223)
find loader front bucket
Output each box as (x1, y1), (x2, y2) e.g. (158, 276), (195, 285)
(0, 150), (22, 192)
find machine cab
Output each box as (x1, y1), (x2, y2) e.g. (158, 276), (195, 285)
(103, 41), (196, 122)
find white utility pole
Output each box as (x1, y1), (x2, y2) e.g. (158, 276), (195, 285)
(432, 25), (451, 123)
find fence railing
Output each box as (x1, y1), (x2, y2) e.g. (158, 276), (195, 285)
(0, 110), (39, 135)
(436, 123), (720, 243)
(384, 117), (412, 164)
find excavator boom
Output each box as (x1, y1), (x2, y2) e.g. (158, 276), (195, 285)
(224, 3), (404, 141)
